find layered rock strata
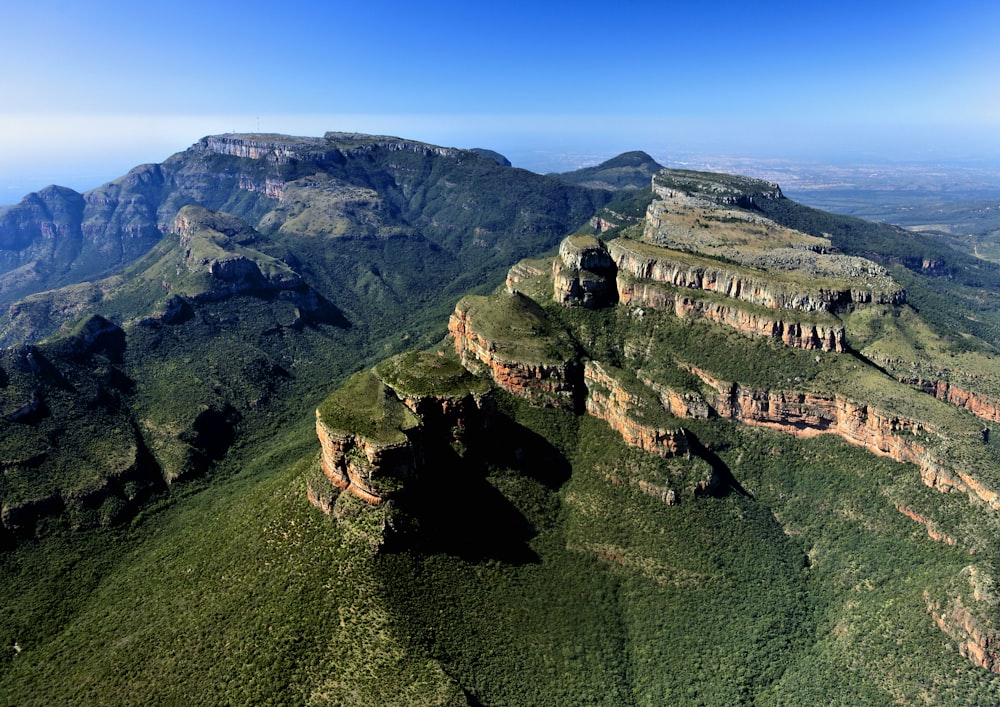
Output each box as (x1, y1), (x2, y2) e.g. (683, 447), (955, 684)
(926, 567), (1000, 673)
(314, 412), (418, 507)
(618, 278), (846, 352)
(584, 361), (688, 457)
(685, 366), (1000, 510)
(609, 238), (905, 313)
(552, 235), (618, 308)
(900, 377), (1000, 424)
(448, 293), (580, 410)
(312, 356), (496, 512)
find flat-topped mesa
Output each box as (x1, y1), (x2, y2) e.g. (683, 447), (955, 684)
(609, 238), (904, 314)
(372, 350), (496, 441)
(311, 352), (497, 514)
(202, 132), (460, 167)
(449, 291), (582, 410)
(652, 169), (784, 208)
(324, 131), (461, 158)
(552, 235), (618, 308)
(313, 371), (421, 508)
(200, 134), (334, 163)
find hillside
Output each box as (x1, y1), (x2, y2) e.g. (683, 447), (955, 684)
(3, 136), (1000, 703)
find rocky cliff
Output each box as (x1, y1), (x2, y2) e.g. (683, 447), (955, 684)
(618, 277), (846, 352)
(311, 353), (495, 516)
(448, 291), (581, 410)
(609, 238), (904, 313)
(584, 361), (688, 457)
(551, 234), (617, 308)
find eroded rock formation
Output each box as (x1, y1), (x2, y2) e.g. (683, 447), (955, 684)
(448, 294), (581, 410)
(619, 279), (846, 352)
(584, 361), (688, 457)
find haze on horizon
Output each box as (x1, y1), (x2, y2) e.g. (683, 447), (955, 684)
(2, 0), (999, 202)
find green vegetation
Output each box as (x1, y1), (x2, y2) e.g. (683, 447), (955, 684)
(373, 348), (490, 399)
(4, 138), (1000, 704)
(454, 290), (577, 364)
(317, 369), (419, 444)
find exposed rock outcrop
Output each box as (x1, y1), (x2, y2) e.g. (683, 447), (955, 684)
(685, 366), (1000, 510)
(926, 567), (1000, 673)
(552, 235), (617, 308)
(312, 354), (496, 515)
(315, 412), (419, 507)
(896, 504), (957, 545)
(609, 238), (904, 313)
(900, 376), (1000, 424)
(584, 361), (688, 457)
(448, 292), (581, 410)
(618, 278), (846, 352)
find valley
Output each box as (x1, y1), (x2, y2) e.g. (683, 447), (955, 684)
(2, 133), (1000, 704)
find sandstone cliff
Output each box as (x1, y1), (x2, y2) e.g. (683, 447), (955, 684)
(618, 278), (846, 352)
(584, 361), (688, 457)
(311, 353), (496, 517)
(448, 291), (581, 410)
(926, 567), (1000, 673)
(551, 235), (617, 308)
(683, 365), (1000, 510)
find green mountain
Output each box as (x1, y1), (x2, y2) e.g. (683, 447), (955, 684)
(553, 150), (665, 191)
(2, 137), (1000, 704)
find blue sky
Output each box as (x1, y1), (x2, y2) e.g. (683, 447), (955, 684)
(2, 0), (999, 199)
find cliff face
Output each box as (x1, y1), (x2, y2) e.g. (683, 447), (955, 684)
(314, 412), (418, 507)
(584, 361), (688, 457)
(926, 567), (1000, 674)
(683, 366), (1000, 510)
(552, 235), (617, 308)
(448, 295), (581, 411)
(900, 377), (1000, 424)
(609, 239), (904, 313)
(311, 354), (496, 514)
(618, 279), (846, 352)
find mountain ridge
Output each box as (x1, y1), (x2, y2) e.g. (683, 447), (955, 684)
(3, 132), (1000, 703)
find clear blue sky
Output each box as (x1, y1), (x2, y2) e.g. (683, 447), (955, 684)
(2, 0), (999, 199)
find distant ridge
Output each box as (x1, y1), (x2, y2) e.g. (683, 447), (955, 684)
(553, 150), (664, 191)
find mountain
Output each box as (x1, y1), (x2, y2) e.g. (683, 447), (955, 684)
(0, 132), (613, 540)
(307, 169), (1000, 703)
(553, 150), (665, 191)
(2, 138), (1000, 703)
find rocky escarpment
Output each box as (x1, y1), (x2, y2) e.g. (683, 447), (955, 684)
(899, 376), (1000, 424)
(926, 567), (1000, 673)
(311, 353), (495, 515)
(609, 238), (904, 313)
(684, 366), (1000, 510)
(551, 235), (617, 308)
(618, 278), (846, 352)
(202, 132), (462, 164)
(584, 361), (688, 457)
(448, 291), (581, 410)
(312, 371), (422, 509)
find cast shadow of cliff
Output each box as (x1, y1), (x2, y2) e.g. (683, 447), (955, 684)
(388, 414), (572, 565)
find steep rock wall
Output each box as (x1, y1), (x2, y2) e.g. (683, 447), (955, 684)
(686, 366), (1000, 510)
(584, 361), (688, 457)
(619, 279), (846, 352)
(448, 304), (580, 410)
(926, 567), (1000, 674)
(900, 376), (1000, 424)
(609, 239), (905, 313)
(314, 412), (417, 507)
